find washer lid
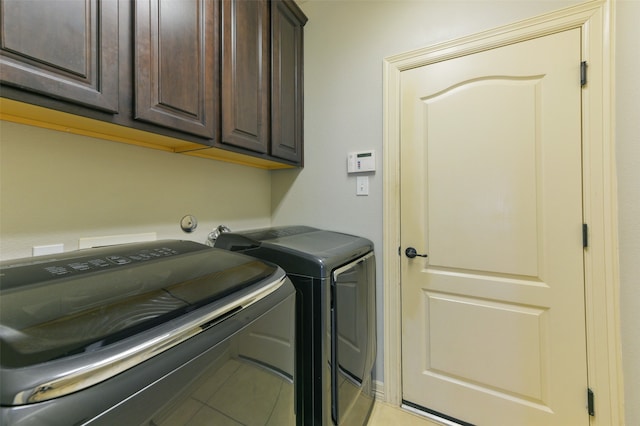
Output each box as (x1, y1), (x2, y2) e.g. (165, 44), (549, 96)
(0, 240), (278, 370)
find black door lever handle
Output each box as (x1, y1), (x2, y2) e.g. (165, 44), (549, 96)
(405, 247), (428, 258)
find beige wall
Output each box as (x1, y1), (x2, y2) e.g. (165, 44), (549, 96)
(0, 121), (273, 259)
(275, 0), (639, 424)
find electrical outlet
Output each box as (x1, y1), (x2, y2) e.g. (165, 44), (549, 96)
(33, 244), (64, 256)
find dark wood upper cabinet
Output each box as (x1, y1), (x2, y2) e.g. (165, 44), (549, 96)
(221, 0), (270, 154)
(1, 0), (306, 168)
(135, 0), (218, 138)
(271, 0), (306, 163)
(0, 0), (119, 112)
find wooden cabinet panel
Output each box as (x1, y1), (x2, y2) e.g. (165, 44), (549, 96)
(221, 0), (270, 153)
(271, 0), (306, 163)
(1, 0), (306, 168)
(135, 0), (218, 138)
(0, 0), (119, 112)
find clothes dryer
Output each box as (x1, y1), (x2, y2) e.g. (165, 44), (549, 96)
(215, 226), (376, 425)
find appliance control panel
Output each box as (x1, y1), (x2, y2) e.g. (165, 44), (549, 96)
(0, 241), (205, 289)
(347, 150), (376, 173)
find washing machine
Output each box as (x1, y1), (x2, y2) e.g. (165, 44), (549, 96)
(0, 240), (296, 425)
(214, 226), (376, 425)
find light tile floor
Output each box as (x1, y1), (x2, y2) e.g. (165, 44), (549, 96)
(148, 349), (443, 426)
(152, 358), (295, 425)
(367, 402), (443, 426)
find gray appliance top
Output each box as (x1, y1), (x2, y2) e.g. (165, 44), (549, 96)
(214, 226), (374, 277)
(0, 240), (280, 370)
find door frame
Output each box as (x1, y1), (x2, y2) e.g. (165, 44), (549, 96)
(382, 1), (624, 425)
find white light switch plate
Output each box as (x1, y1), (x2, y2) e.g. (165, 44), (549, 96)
(356, 176), (369, 196)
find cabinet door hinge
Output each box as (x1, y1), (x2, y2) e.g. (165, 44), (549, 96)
(583, 224), (589, 248)
(587, 388), (595, 416)
(581, 61), (588, 87)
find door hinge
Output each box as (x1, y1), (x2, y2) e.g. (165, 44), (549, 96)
(583, 224), (589, 248)
(581, 61), (588, 87)
(587, 388), (595, 416)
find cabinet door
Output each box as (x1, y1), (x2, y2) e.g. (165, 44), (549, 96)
(271, 0), (306, 164)
(0, 0), (119, 112)
(221, 0), (270, 153)
(135, 0), (218, 139)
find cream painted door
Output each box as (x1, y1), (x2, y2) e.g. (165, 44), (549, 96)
(400, 28), (588, 426)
